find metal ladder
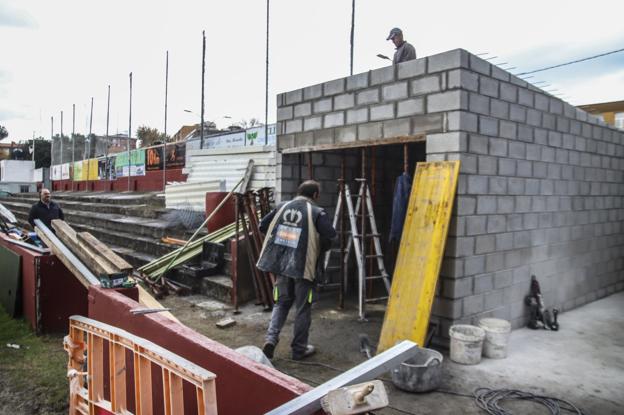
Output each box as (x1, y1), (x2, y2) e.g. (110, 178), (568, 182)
(323, 179), (391, 319)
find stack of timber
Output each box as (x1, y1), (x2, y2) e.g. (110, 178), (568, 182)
(34, 218), (178, 322)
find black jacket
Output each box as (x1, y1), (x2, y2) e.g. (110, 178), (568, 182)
(28, 200), (64, 230)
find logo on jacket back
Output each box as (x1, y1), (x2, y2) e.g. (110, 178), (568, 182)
(274, 208), (303, 248)
(283, 209), (303, 226)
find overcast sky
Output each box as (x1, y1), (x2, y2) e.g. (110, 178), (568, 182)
(1, 0), (623, 141)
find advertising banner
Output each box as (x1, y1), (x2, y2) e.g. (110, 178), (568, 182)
(115, 152), (129, 177)
(81, 160), (89, 181)
(164, 143), (185, 168)
(130, 149), (145, 176)
(52, 165), (62, 180)
(146, 146), (164, 171)
(88, 159), (98, 180)
(73, 162), (82, 181)
(98, 158), (107, 180)
(107, 156), (116, 180)
(61, 163), (70, 180)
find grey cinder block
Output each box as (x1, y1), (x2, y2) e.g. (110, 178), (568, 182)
(428, 49), (469, 73)
(356, 88), (380, 106)
(294, 102), (312, 118)
(370, 103), (395, 121)
(313, 98), (333, 114)
(469, 93), (490, 115)
(285, 89), (303, 105)
(303, 83), (323, 100)
(324, 112), (345, 128)
(397, 97), (424, 117)
(397, 58), (426, 79)
(346, 107), (368, 125)
(479, 76), (499, 98)
(447, 69), (479, 91)
(346, 72), (369, 91)
(324, 78), (345, 96)
(427, 90), (468, 112)
(383, 82), (409, 101)
(370, 65), (395, 85)
(277, 106), (293, 121)
(383, 118), (411, 138)
(411, 75), (440, 96)
(334, 93), (355, 111)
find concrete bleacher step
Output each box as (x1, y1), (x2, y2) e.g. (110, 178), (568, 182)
(1, 191), (236, 303)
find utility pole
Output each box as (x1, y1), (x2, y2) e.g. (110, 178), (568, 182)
(106, 85), (111, 181)
(264, 0), (270, 145)
(50, 116), (54, 169)
(163, 51), (169, 190)
(60, 110), (63, 165)
(200, 30), (206, 149)
(88, 97), (94, 159)
(72, 104), (75, 191)
(128, 72), (132, 191)
(32, 131), (35, 162)
(350, 0), (355, 75)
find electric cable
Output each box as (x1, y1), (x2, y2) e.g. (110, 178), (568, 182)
(473, 388), (586, 415)
(515, 47), (624, 75)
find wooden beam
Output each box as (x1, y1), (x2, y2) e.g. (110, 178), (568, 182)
(77, 231), (133, 272)
(52, 220), (119, 276)
(281, 134), (425, 154)
(34, 222), (99, 287)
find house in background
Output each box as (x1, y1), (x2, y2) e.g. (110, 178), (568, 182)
(578, 100), (624, 129)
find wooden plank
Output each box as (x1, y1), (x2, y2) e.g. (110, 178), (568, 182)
(377, 161), (460, 352)
(35, 227), (92, 288)
(137, 284), (180, 323)
(134, 353), (153, 415)
(110, 342), (127, 412)
(52, 220), (119, 276)
(169, 372), (184, 415)
(77, 231), (133, 272)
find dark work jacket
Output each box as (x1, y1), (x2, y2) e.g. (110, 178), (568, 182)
(28, 200), (64, 230)
(389, 172), (412, 242)
(257, 196), (332, 281)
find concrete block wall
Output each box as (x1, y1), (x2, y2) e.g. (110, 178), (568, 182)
(427, 51), (624, 340)
(276, 48), (624, 343)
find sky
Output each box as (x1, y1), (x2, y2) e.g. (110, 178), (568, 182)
(0, 0), (623, 142)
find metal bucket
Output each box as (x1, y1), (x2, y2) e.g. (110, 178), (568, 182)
(390, 348), (443, 393)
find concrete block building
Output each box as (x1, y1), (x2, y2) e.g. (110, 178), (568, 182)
(275, 49), (624, 343)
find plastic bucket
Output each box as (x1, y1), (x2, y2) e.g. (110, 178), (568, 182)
(478, 318), (511, 359)
(391, 348), (443, 393)
(449, 325), (485, 365)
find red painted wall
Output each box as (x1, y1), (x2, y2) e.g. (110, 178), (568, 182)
(88, 285), (311, 415)
(52, 168), (186, 192)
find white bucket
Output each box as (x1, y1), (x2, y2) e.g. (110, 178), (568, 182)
(449, 325), (485, 365)
(478, 318), (511, 359)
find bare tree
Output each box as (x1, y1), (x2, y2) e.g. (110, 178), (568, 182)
(236, 118), (264, 129)
(0, 125), (8, 140)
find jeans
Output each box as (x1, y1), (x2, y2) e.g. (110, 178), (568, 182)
(265, 275), (314, 357)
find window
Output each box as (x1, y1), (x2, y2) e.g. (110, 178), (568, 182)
(615, 112), (624, 130)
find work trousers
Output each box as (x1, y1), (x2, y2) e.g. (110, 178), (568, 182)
(265, 275), (314, 357)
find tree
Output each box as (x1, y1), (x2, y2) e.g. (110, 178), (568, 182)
(0, 125), (7, 140)
(23, 138), (51, 168)
(137, 125), (168, 147)
(236, 118), (264, 129)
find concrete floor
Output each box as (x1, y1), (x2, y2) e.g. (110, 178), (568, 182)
(164, 290), (624, 414)
(405, 290), (624, 415)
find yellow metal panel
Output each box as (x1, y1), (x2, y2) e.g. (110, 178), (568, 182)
(377, 160), (460, 352)
(81, 160), (89, 181)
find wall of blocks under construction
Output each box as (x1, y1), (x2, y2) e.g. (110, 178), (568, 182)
(275, 48), (624, 341)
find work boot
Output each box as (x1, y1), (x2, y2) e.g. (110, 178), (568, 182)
(262, 342), (276, 359)
(292, 344), (316, 360)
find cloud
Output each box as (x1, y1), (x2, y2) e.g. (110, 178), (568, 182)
(0, 3), (37, 28)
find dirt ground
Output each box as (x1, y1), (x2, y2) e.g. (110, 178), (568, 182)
(162, 290), (624, 415)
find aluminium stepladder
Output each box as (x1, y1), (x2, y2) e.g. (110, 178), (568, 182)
(323, 178), (391, 320)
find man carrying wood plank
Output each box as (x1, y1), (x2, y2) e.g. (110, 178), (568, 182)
(28, 188), (64, 230)
(257, 180), (336, 360)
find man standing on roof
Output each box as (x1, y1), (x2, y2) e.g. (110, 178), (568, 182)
(28, 188), (64, 230)
(257, 180), (336, 361)
(387, 27), (417, 64)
